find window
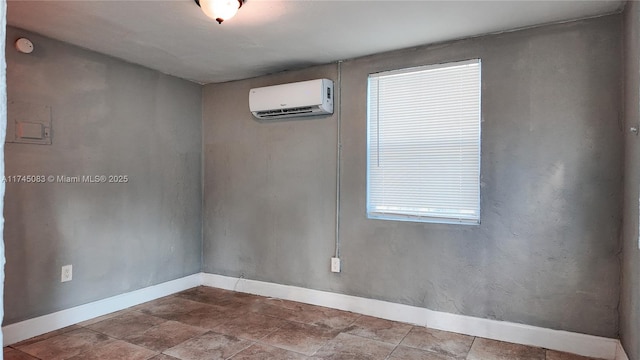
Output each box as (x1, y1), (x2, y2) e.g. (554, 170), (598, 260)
(367, 59), (481, 225)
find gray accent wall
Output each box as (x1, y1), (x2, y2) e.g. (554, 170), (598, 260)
(203, 15), (623, 338)
(3, 27), (202, 325)
(622, 2), (640, 359)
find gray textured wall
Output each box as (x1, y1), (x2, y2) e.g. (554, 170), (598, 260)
(203, 15), (623, 337)
(203, 64), (338, 286)
(3, 27), (203, 325)
(622, 2), (640, 359)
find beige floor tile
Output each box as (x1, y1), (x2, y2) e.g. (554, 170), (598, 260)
(260, 299), (360, 330)
(66, 339), (158, 360)
(15, 328), (112, 360)
(135, 297), (217, 321)
(254, 301), (300, 321)
(227, 299), (266, 313)
(400, 327), (474, 359)
(344, 315), (413, 345)
(163, 331), (253, 360)
(467, 338), (545, 360)
(149, 354), (182, 360)
(125, 320), (209, 352)
(293, 305), (361, 330)
(230, 343), (309, 359)
(3, 347), (40, 360)
(546, 349), (601, 360)
(175, 286), (236, 303)
(213, 312), (287, 341)
(86, 311), (167, 339)
(176, 286), (264, 311)
(131, 296), (176, 311)
(260, 321), (337, 356)
(262, 298), (309, 311)
(170, 304), (241, 329)
(310, 332), (395, 360)
(10, 325), (83, 348)
(389, 345), (456, 360)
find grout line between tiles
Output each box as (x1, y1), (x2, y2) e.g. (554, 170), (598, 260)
(223, 339), (256, 360)
(386, 324), (416, 359)
(466, 336), (478, 360)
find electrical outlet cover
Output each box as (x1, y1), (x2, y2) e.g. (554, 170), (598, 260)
(331, 257), (341, 273)
(61, 264), (72, 282)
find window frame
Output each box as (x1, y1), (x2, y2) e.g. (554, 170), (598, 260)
(365, 59), (482, 225)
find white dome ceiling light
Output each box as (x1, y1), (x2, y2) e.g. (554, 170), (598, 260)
(195, 0), (245, 24)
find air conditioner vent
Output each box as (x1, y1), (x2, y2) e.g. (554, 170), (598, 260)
(249, 79), (334, 120)
(256, 106), (314, 117)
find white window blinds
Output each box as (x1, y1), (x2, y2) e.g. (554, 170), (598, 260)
(367, 59), (481, 225)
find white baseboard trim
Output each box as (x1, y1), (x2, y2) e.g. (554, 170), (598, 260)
(2, 272), (624, 360)
(202, 273), (620, 360)
(2, 273), (201, 346)
(616, 341), (630, 360)
(201, 273), (430, 327)
(427, 308), (618, 360)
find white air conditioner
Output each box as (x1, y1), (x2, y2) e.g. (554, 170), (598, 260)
(249, 79), (334, 119)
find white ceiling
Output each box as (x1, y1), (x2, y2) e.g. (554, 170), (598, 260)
(7, 0), (625, 84)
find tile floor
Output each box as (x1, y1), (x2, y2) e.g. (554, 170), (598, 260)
(3, 286), (600, 360)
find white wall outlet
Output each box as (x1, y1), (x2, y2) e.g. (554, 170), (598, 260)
(331, 257), (341, 273)
(61, 264), (72, 282)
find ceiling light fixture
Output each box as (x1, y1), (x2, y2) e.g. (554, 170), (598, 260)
(195, 0), (245, 24)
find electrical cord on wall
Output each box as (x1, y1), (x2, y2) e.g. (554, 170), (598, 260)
(233, 273), (245, 292)
(334, 60), (343, 260)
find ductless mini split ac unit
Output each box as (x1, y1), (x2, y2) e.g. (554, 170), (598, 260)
(249, 79), (334, 119)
